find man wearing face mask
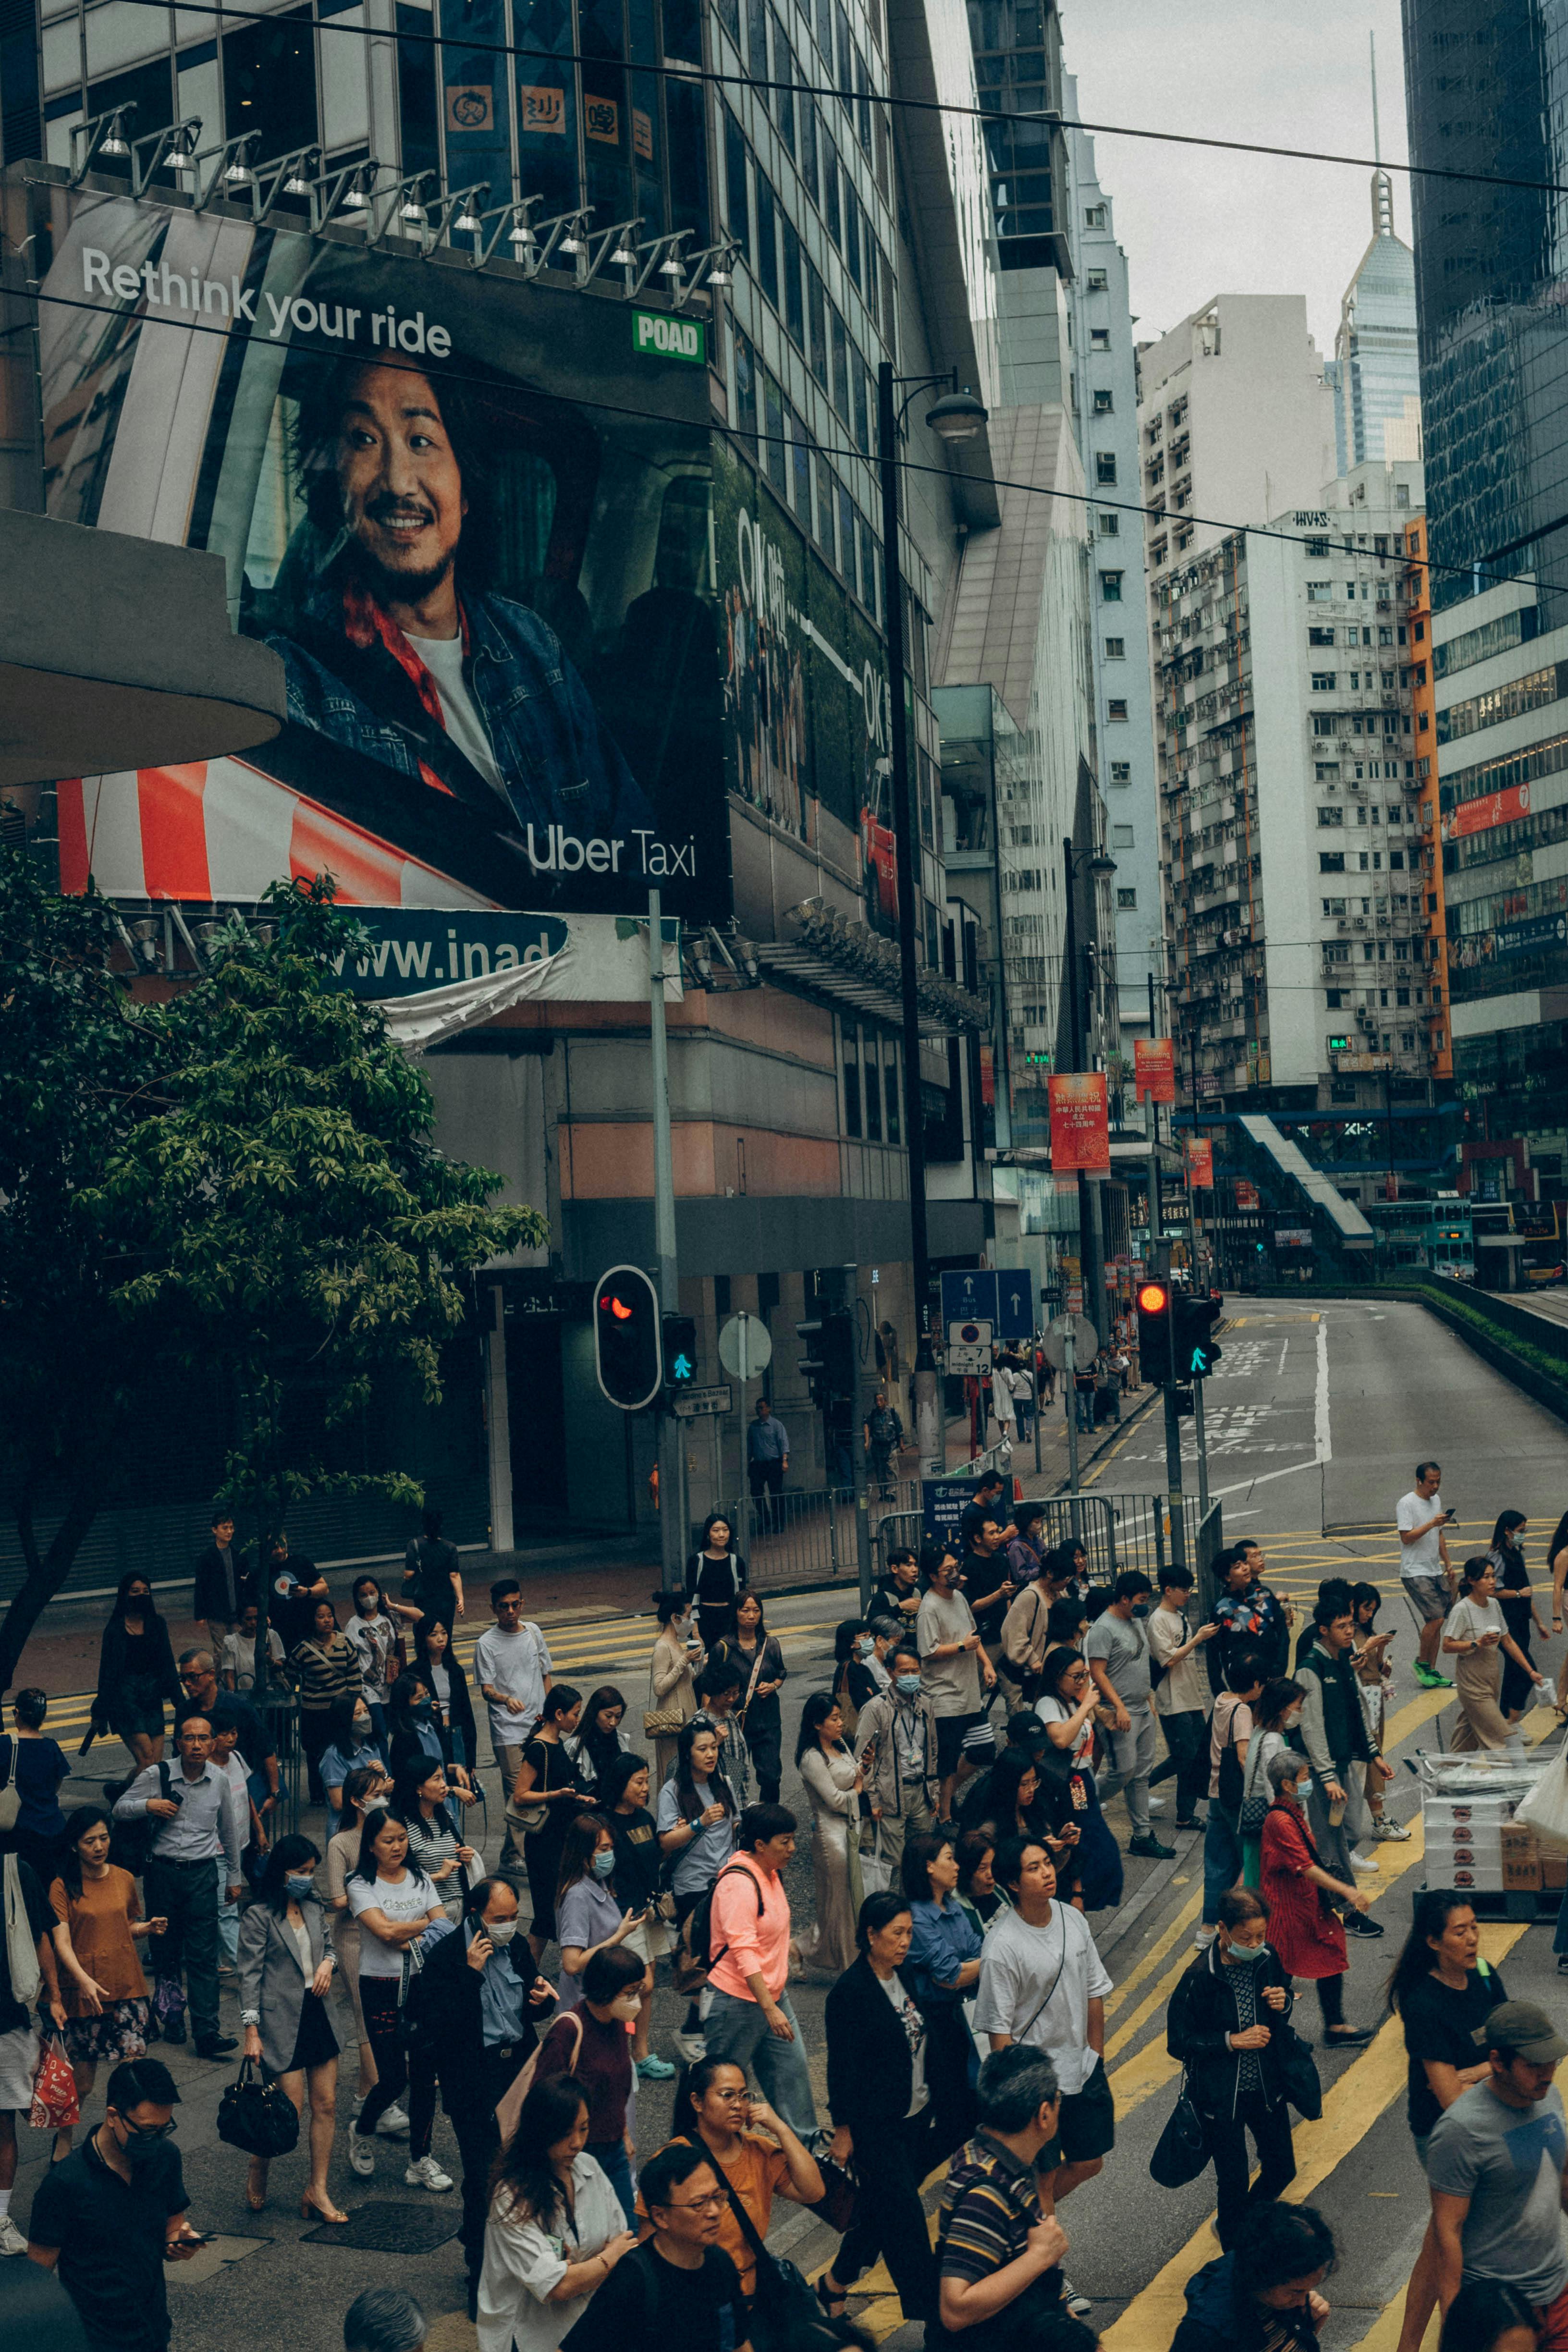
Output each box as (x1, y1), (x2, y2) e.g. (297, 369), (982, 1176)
(1167, 1886), (1299, 2250)
(26, 2057), (205, 2352)
(855, 1646), (941, 1870)
(409, 1876), (556, 2315)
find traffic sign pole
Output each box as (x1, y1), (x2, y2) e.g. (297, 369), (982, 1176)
(1193, 1376), (1210, 1517)
(648, 887), (683, 1594)
(1063, 1331), (1079, 1498)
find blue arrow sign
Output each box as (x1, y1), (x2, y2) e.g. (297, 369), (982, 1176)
(995, 1271), (1033, 1339)
(941, 1269), (999, 1332)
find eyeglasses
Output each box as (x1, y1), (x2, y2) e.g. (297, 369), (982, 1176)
(116, 2116), (178, 2140)
(660, 2190), (728, 2213)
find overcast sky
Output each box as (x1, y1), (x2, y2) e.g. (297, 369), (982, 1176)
(1059, 0), (1411, 357)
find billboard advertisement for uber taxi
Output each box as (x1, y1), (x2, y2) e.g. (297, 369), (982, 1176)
(13, 173), (731, 923)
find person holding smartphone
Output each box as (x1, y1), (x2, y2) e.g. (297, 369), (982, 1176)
(553, 1816), (649, 2016)
(1397, 1461), (1457, 1688)
(410, 1875), (558, 2317)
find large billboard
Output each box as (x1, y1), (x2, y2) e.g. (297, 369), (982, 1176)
(14, 172), (730, 922)
(710, 436), (894, 932)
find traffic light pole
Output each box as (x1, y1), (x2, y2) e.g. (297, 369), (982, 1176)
(847, 1273), (874, 1617)
(649, 888), (683, 1594)
(1164, 1385), (1188, 1577)
(1192, 1378), (1210, 1517)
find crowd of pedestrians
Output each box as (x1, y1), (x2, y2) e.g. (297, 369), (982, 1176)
(10, 1473), (1568, 2352)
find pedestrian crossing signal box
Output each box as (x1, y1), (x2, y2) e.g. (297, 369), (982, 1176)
(1136, 1279), (1175, 1384)
(663, 1315), (699, 1397)
(1174, 1294), (1224, 1379)
(796, 1307), (856, 1406)
(594, 1265), (663, 1409)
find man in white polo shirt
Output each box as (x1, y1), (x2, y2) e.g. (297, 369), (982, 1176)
(1396, 1460), (1454, 1689)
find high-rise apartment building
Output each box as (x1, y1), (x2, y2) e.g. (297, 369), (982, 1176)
(1062, 75), (1156, 1049)
(1325, 169), (1421, 476)
(1155, 459), (1433, 1128)
(1403, 0), (1568, 1144)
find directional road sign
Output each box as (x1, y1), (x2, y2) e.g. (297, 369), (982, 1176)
(994, 1271), (1033, 1339)
(945, 1344), (992, 1376)
(941, 1268), (998, 1330)
(672, 1384), (733, 1418)
(1040, 1314), (1098, 1371)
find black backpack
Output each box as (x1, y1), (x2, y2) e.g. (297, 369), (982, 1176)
(108, 1762), (175, 1875)
(672, 1862), (762, 1993)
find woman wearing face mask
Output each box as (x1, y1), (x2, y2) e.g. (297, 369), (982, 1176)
(237, 1833), (348, 2224)
(91, 1572), (181, 1774)
(710, 1592), (788, 1804)
(319, 1693), (387, 1821)
(552, 1813), (647, 2013)
(323, 1765), (393, 2120)
(647, 1591), (704, 1786)
(1259, 1753), (1372, 2047)
(1485, 1513), (1547, 1727)
(343, 1577), (418, 1750)
(1167, 1886), (1298, 2250)
(830, 1619), (878, 1740)
(598, 1752), (673, 2079)
(530, 1943), (647, 2224)
(386, 1669), (447, 1781)
(1237, 1680), (1307, 1889)
(394, 1758), (479, 1920)
(346, 1806), (450, 2188)
(410, 1875), (558, 2318)
(512, 1686), (586, 1966)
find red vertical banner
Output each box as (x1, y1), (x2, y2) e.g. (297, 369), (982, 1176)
(1049, 1073), (1111, 1175)
(1185, 1138), (1215, 1188)
(1135, 1037), (1176, 1103)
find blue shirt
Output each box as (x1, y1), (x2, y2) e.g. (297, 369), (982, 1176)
(655, 1773), (738, 1895)
(907, 1894), (984, 2005)
(747, 1414), (790, 1463)
(321, 1738), (385, 1792)
(468, 1920), (531, 2049)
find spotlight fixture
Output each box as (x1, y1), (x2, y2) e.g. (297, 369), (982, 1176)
(282, 153), (315, 196)
(340, 167), (373, 211)
(101, 116), (130, 159)
(223, 151), (255, 187)
(560, 227), (585, 256)
(454, 196), (484, 233)
(610, 236), (637, 267)
(508, 212), (537, 250)
(707, 261), (731, 287)
(400, 194), (427, 224)
(659, 250), (684, 277)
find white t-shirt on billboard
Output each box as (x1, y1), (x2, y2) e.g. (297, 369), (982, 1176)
(414, 631), (505, 797)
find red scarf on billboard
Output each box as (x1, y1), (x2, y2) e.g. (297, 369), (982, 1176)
(342, 581), (472, 798)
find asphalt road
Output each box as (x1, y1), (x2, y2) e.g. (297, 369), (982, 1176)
(3, 1291), (1567, 2352)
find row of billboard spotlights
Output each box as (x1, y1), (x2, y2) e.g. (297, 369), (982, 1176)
(67, 104), (735, 301)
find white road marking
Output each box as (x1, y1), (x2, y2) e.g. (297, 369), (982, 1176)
(1278, 1339), (1288, 1375)
(1315, 1315), (1332, 1466)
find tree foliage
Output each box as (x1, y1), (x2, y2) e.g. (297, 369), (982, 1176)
(0, 858), (541, 1690)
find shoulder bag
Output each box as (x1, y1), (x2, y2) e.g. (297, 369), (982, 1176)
(1149, 2070), (1209, 2187)
(645, 1641), (690, 1740)
(493, 2005), (584, 2147)
(217, 2057), (300, 2158)
(1240, 1727), (1272, 1836)
(688, 2141), (824, 2352)
(0, 1738), (18, 1835)
(1215, 1700), (1246, 1817)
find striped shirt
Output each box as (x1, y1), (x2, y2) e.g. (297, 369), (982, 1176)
(290, 1634), (363, 1715)
(937, 2130), (1047, 2290)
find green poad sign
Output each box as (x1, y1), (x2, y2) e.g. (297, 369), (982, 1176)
(632, 310), (706, 364)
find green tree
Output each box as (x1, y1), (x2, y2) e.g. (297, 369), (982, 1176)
(0, 861), (540, 1693)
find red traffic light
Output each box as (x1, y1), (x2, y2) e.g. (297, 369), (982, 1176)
(601, 1292), (634, 1321)
(1137, 1281), (1169, 1315)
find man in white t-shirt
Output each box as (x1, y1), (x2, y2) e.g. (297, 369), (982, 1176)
(973, 1836), (1115, 2228)
(473, 1579), (553, 1791)
(1396, 1460), (1455, 1686)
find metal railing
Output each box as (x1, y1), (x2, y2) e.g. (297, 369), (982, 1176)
(697, 1480), (921, 1594)
(872, 1489), (1220, 1590)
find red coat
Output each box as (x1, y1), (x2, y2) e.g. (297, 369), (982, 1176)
(1260, 1798), (1348, 1981)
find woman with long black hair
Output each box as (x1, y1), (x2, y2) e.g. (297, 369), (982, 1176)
(1389, 1890), (1510, 2352)
(1442, 1555), (1545, 1750)
(393, 1757), (478, 1919)
(237, 1831), (348, 2224)
(1487, 1510), (1548, 1723)
(511, 1685), (585, 1963)
(710, 1592), (787, 1803)
(655, 1716), (737, 2060)
(91, 1572), (181, 1772)
(565, 1688), (631, 1796)
(414, 1615), (478, 1783)
(345, 1807), (449, 2189)
(685, 1512), (749, 1652)
(477, 2072), (635, 2352)
(796, 1690), (863, 1976)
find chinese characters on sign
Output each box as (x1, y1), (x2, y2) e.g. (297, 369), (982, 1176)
(584, 94), (620, 144)
(1134, 1037), (1176, 1103)
(633, 108), (654, 159)
(519, 84), (565, 133)
(1048, 1074), (1111, 1176)
(1185, 1138), (1215, 1188)
(1443, 782), (1531, 841)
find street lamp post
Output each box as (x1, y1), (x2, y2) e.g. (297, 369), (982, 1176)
(878, 360), (987, 1471)
(1061, 833), (1116, 1348)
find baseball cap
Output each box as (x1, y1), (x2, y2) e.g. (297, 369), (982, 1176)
(1483, 2000), (1568, 2065)
(1005, 1712), (1049, 1749)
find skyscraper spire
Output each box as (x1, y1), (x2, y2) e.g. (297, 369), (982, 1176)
(1370, 31), (1394, 236)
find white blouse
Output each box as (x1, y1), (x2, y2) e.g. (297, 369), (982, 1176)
(477, 2149), (628, 2352)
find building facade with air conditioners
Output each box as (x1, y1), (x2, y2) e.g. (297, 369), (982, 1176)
(1154, 456), (1433, 1134)
(0, 0), (1004, 1579)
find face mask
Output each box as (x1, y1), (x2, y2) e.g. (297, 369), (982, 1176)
(856, 1636), (874, 1657)
(284, 1873), (315, 1900)
(121, 2128), (163, 2171)
(1224, 1940), (1268, 1966)
(1282, 1711), (1303, 1733)
(485, 1920), (519, 1946)
(353, 1715), (371, 1738)
(609, 1996), (642, 2020)
(591, 1850), (616, 1879)
(895, 1674), (922, 1698)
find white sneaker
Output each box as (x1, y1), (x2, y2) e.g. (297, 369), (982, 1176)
(1350, 1852), (1381, 1873)
(0, 2215), (26, 2257)
(673, 2029), (708, 2065)
(1374, 1817), (1412, 1840)
(405, 2155), (453, 2192)
(1146, 1796), (1167, 1813)
(374, 2103), (410, 2137)
(348, 2135), (375, 2177)
(1060, 2277), (1092, 2318)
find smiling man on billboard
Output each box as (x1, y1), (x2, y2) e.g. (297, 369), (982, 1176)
(271, 355), (654, 867)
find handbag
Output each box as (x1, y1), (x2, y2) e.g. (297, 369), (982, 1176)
(217, 2058), (300, 2158)
(1517, 1732), (1568, 1846)
(1274, 2022), (1323, 2121)
(30, 2032), (80, 2132)
(858, 1824), (893, 1899)
(1240, 1732), (1272, 1837)
(1148, 2072), (1209, 2188)
(3, 1855), (40, 2008)
(493, 2005), (584, 2147)
(807, 2152), (858, 2235)
(0, 1738), (18, 1836)
(645, 1648), (689, 1740)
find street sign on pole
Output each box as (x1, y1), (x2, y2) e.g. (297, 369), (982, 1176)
(994, 1271), (1033, 1339)
(673, 1384), (733, 1419)
(947, 1319), (993, 1348)
(941, 1269), (999, 1330)
(718, 1312), (773, 1383)
(946, 1344), (992, 1376)
(1040, 1314), (1098, 1370)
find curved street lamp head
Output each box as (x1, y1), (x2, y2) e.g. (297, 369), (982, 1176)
(924, 388), (989, 443)
(1089, 851), (1118, 877)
